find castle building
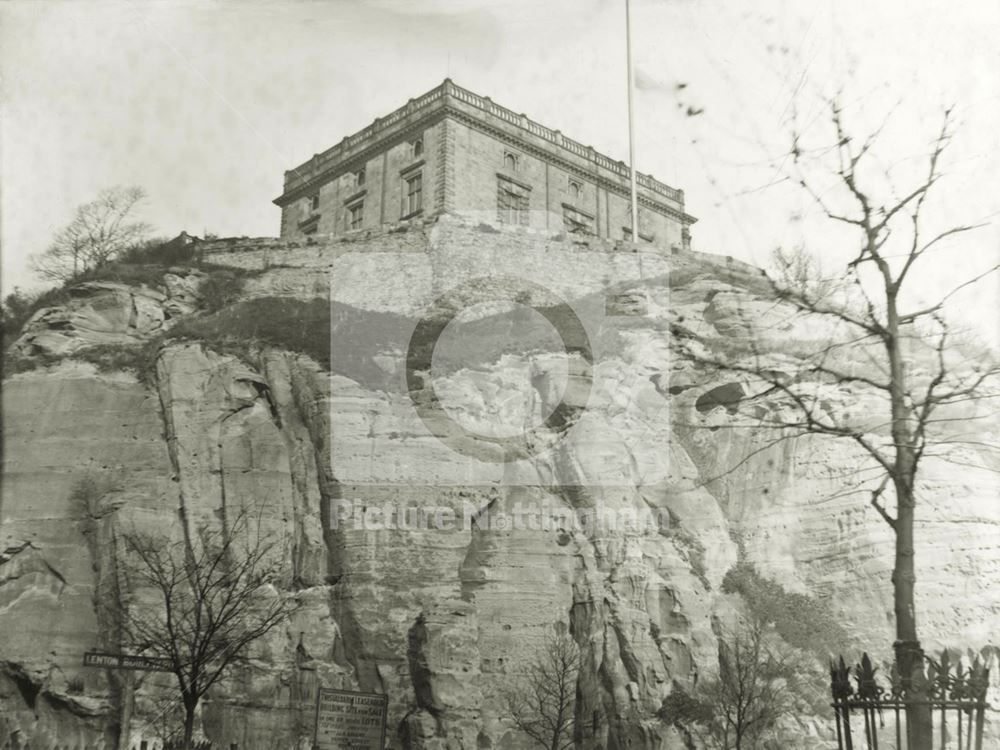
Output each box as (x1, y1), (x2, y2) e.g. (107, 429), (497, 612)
(274, 79), (696, 248)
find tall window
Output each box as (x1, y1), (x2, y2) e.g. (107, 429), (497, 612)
(412, 137), (423, 158)
(568, 180), (582, 200)
(503, 152), (518, 171)
(355, 168), (366, 187)
(348, 200), (364, 231)
(497, 178), (529, 225)
(404, 173), (423, 215)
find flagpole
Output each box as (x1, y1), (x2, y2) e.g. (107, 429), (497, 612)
(625, 0), (639, 240)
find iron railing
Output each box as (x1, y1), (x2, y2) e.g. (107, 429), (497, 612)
(831, 652), (991, 750)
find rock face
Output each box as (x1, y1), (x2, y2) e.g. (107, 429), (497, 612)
(2, 217), (998, 749)
(13, 274), (204, 357)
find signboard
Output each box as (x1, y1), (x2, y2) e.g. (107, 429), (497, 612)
(314, 687), (387, 750)
(83, 651), (173, 672)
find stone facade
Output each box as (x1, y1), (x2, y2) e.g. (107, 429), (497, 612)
(274, 80), (696, 248)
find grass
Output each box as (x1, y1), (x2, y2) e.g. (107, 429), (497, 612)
(164, 297), (332, 366)
(163, 297), (419, 389)
(3, 340), (164, 384)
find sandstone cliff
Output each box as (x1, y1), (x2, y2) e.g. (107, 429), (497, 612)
(2, 216), (997, 749)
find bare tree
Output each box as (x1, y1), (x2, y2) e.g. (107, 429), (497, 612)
(677, 102), (1000, 748)
(712, 621), (793, 749)
(662, 620), (792, 750)
(121, 509), (296, 750)
(31, 185), (151, 281)
(504, 633), (579, 750)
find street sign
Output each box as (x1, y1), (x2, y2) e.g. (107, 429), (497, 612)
(314, 687), (387, 750)
(83, 651), (173, 672)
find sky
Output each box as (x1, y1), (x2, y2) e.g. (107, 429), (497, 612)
(2, 0), (998, 341)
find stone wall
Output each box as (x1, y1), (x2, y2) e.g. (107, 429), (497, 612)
(202, 217), (749, 318)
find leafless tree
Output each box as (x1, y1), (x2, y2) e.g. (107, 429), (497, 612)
(677, 101), (1000, 748)
(504, 633), (580, 750)
(711, 620), (792, 750)
(31, 185), (151, 281)
(120, 509), (295, 750)
(713, 621), (792, 749)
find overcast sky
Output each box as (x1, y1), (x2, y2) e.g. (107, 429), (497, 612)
(2, 0), (998, 340)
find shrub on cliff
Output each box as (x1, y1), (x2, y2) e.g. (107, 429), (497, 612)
(117, 233), (197, 265)
(722, 562), (850, 657)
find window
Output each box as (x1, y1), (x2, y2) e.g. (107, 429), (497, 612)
(412, 137), (423, 158)
(355, 168), (365, 187)
(310, 194), (320, 211)
(569, 180), (582, 199)
(562, 205), (594, 235)
(503, 151), (519, 171)
(404, 172), (423, 216)
(497, 178), (529, 225)
(347, 200), (364, 231)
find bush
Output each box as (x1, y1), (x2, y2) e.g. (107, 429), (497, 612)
(117, 235), (197, 265)
(66, 675), (85, 695)
(197, 270), (246, 313)
(659, 683), (713, 726)
(75, 262), (183, 288)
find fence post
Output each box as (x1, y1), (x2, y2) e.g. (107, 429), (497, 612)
(830, 656), (854, 750)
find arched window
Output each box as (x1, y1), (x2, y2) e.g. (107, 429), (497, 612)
(504, 152), (518, 171)
(412, 138), (423, 157)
